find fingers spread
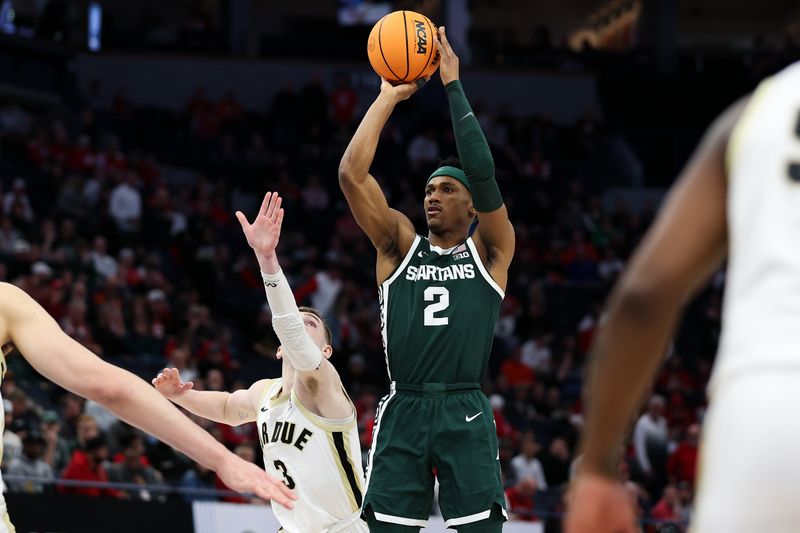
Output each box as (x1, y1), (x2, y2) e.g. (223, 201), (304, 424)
(259, 192), (272, 217)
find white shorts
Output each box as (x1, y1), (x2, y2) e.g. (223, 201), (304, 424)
(693, 373), (800, 532)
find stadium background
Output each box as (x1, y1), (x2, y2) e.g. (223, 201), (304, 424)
(0, 0), (798, 531)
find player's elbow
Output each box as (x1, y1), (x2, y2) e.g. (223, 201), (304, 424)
(84, 378), (132, 410)
(337, 165), (358, 191)
(612, 279), (679, 324)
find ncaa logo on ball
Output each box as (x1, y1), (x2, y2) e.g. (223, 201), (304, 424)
(414, 20), (427, 54)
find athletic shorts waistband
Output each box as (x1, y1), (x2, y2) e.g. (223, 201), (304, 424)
(390, 382), (480, 396)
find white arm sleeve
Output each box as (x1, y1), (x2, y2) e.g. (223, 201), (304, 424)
(261, 269), (323, 372)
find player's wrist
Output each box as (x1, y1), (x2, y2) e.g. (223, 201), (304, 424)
(443, 76), (460, 87)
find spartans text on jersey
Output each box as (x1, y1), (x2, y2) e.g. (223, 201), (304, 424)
(405, 264), (475, 282)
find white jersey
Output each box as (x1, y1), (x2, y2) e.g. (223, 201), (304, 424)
(256, 379), (368, 533)
(713, 61), (800, 390)
(0, 345), (14, 532)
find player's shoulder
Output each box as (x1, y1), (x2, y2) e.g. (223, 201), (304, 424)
(0, 282), (31, 315)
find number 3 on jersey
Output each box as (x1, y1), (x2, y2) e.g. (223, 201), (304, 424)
(424, 286), (449, 326)
(273, 459), (295, 489)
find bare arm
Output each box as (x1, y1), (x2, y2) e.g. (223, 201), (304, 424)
(578, 99), (745, 478)
(0, 282), (294, 506)
(473, 207), (515, 290)
(338, 81), (419, 281)
(434, 27), (515, 288)
(152, 369), (270, 426)
(237, 193), (353, 419)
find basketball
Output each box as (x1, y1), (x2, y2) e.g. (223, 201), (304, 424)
(367, 10), (440, 84)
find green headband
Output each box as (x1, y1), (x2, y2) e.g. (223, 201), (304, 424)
(426, 166), (471, 193)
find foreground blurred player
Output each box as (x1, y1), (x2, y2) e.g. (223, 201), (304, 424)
(339, 27), (514, 532)
(0, 287), (295, 532)
(566, 63), (800, 532)
(154, 192), (367, 533)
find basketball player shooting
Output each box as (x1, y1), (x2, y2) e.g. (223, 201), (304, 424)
(338, 27), (515, 532)
(154, 192), (368, 533)
(566, 63), (800, 532)
(0, 282), (295, 532)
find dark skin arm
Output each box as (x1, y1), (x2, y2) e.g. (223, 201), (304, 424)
(564, 97), (747, 533)
(338, 80), (420, 284)
(434, 26), (515, 290)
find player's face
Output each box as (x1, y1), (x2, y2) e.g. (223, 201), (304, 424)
(424, 176), (474, 235)
(301, 312), (330, 353)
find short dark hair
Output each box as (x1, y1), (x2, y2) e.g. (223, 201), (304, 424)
(298, 306), (332, 345)
(437, 156), (462, 169)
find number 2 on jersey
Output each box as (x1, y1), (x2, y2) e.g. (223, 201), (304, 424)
(273, 459), (295, 489)
(424, 286), (449, 326)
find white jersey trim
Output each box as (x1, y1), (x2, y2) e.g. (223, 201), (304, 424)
(444, 506), (508, 527)
(385, 234), (422, 287)
(372, 512), (428, 527)
(363, 390), (396, 503)
(466, 237), (505, 298)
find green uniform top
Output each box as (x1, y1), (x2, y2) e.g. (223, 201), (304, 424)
(378, 235), (504, 384)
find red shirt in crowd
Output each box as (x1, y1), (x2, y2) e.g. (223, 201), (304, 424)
(60, 450), (121, 498)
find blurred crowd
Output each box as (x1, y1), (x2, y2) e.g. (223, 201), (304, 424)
(0, 66), (729, 531)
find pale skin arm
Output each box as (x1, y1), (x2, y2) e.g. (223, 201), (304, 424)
(338, 79), (420, 283)
(152, 369), (270, 426)
(0, 282), (295, 507)
(435, 26), (515, 290)
(565, 99), (746, 533)
(236, 192), (353, 419)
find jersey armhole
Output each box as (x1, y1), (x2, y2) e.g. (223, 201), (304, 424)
(290, 388), (356, 432)
(725, 77), (775, 176)
(258, 378), (281, 409)
(381, 234), (421, 288)
(466, 237), (505, 298)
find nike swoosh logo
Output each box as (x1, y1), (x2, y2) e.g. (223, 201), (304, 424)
(465, 411), (483, 422)
(460, 111), (474, 121)
(418, 251), (428, 257)
(260, 407), (268, 412)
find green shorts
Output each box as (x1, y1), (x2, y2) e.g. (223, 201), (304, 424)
(362, 382), (507, 528)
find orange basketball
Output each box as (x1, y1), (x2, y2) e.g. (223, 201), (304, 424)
(367, 10), (440, 84)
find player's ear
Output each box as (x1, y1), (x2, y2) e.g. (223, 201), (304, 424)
(322, 345), (333, 360)
(276, 346), (284, 360)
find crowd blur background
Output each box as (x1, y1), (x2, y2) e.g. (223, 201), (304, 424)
(0, 0), (798, 531)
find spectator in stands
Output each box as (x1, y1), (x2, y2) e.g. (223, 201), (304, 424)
(2, 399), (21, 469)
(179, 462), (217, 502)
(511, 431), (548, 489)
(668, 423), (700, 489)
(61, 435), (120, 498)
(3, 179), (33, 223)
(540, 436), (571, 488)
(40, 410), (70, 474)
(108, 171), (142, 236)
(505, 476), (537, 521)
(107, 434), (164, 501)
(69, 414), (99, 454)
(6, 430), (54, 494)
(634, 395), (669, 496)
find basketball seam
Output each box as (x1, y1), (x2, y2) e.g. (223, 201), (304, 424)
(411, 17), (437, 82)
(402, 11), (410, 82)
(378, 16), (402, 82)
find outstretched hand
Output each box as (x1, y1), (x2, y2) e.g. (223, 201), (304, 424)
(564, 473), (639, 533)
(152, 367), (193, 400)
(380, 77), (427, 103)
(236, 192), (284, 260)
(433, 26), (459, 86)
(217, 453), (297, 509)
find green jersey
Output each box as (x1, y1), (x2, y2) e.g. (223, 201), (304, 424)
(378, 235), (504, 384)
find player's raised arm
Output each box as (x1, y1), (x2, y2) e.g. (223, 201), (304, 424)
(0, 282), (295, 507)
(152, 368), (270, 426)
(236, 193), (352, 419)
(338, 79), (418, 268)
(435, 27), (514, 289)
(564, 99), (747, 533)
